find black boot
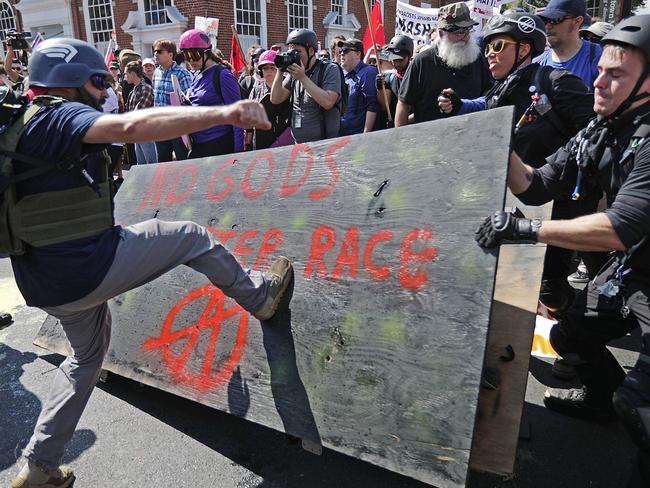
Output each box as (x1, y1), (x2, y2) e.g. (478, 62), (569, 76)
(544, 386), (617, 422)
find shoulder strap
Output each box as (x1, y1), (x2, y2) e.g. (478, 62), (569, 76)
(533, 65), (573, 138)
(0, 99), (81, 193)
(211, 64), (224, 101)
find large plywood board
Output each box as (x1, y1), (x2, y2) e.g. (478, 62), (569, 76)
(35, 107), (514, 488)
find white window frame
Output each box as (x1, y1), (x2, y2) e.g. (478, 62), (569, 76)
(287, 0), (313, 33)
(83, 0), (115, 52)
(233, 0), (267, 53)
(331, 0), (347, 26)
(0, 0), (16, 55)
(143, 0), (173, 26)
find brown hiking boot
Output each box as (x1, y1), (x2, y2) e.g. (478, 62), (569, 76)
(11, 464), (75, 488)
(253, 256), (294, 321)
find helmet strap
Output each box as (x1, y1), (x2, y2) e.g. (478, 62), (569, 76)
(509, 41), (523, 75)
(610, 64), (650, 119)
(76, 87), (104, 111)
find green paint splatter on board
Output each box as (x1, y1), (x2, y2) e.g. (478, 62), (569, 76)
(343, 312), (362, 336)
(291, 214), (307, 231)
(387, 190), (403, 208)
(351, 149), (365, 166)
(219, 211), (234, 228)
(180, 206), (194, 220)
(381, 315), (406, 343)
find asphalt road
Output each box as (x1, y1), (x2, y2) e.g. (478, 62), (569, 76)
(0, 255), (647, 488)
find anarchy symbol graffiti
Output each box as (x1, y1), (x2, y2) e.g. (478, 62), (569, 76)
(142, 285), (250, 393)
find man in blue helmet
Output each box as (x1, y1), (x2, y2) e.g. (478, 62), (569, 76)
(475, 16), (650, 481)
(4, 38), (294, 488)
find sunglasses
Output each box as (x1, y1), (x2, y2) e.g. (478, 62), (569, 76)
(340, 48), (359, 55)
(441, 26), (472, 34)
(89, 74), (112, 90)
(153, 49), (167, 54)
(182, 50), (205, 62)
(484, 38), (519, 56)
(543, 15), (575, 25)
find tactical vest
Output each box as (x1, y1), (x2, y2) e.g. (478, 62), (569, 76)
(0, 96), (114, 256)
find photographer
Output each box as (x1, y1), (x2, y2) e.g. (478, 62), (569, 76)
(4, 45), (26, 89)
(270, 29), (341, 143)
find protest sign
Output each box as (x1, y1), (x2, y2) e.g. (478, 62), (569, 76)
(195, 16), (219, 48)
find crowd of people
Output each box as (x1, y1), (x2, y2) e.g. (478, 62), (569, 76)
(2, 0), (650, 485)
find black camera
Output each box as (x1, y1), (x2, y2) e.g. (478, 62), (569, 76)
(274, 49), (301, 71)
(6, 30), (32, 50)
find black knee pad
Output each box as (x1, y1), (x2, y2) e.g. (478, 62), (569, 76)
(549, 321), (575, 357)
(614, 371), (650, 450)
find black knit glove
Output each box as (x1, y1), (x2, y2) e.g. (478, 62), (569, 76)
(475, 209), (541, 248)
(376, 74), (389, 91)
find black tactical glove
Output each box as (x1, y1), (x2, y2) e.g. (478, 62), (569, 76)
(475, 208), (542, 248)
(441, 88), (462, 115)
(376, 74), (389, 91)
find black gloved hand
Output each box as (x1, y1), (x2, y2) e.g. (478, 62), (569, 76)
(375, 74), (389, 91)
(475, 209), (541, 248)
(440, 88), (462, 115)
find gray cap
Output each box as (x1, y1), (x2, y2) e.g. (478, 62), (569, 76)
(438, 2), (479, 30)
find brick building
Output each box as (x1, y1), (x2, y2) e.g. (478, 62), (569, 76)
(7, 0), (404, 59)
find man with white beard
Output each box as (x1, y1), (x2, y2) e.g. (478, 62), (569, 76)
(395, 2), (492, 126)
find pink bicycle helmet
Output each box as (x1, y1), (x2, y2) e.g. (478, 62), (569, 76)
(257, 50), (277, 68)
(179, 29), (211, 50)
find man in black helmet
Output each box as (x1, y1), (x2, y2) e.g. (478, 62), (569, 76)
(6, 38), (294, 488)
(376, 34), (414, 129)
(270, 28), (342, 142)
(439, 13), (603, 323)
(475, 16), (650, 481)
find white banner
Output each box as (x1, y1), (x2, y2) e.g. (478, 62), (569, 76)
(395, 0), (495, 46)
(395, 1), (439, 46)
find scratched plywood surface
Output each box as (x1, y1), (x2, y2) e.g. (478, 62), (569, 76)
(469, 196), (552, 475)
(35, 107), (514, 488)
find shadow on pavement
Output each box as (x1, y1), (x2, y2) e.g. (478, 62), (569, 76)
(0, 344), (96, 473)
(468, 400), (644, 488)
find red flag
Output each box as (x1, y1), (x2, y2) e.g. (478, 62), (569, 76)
(363, 2), (385, 55)
(105, 38), (116, 70)
(230, 31), (246, 77)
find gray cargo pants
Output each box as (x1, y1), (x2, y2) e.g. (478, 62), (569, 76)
(23, 219), (270, 469)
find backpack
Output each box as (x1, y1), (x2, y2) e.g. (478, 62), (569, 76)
(0, 96), (113, 256)
(317, 59), (349, 114)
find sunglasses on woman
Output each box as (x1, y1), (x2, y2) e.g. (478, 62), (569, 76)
(182, 50), (205, 62)
(89, 74), (112, 90)
(484, 38), (518, 56)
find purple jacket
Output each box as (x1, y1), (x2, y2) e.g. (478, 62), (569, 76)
(187, 64), (244, 151)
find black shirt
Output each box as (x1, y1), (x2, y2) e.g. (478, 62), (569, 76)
(375, 70), (403, 130)
(398, 46), (492, 123)
(517, 105), (650, 275)
(487, 63), (595, 168)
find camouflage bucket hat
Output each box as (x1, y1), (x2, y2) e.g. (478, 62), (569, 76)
(438, 2), (479, 30)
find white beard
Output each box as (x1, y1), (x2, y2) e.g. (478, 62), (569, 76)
(435, 36), (481, 69)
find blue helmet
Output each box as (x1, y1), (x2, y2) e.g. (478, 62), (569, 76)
(29, 38), (111, 88)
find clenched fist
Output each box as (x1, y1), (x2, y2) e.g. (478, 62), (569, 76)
(222, 100), (272, 130)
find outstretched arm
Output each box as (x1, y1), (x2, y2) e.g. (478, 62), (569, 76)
(84, 100), (271, 144)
